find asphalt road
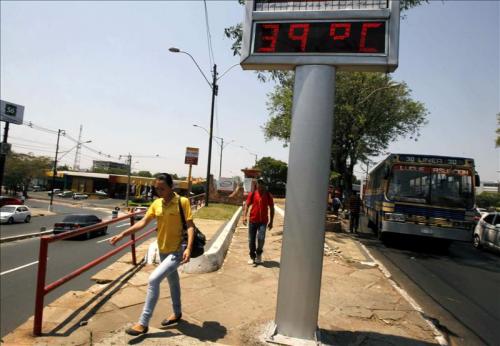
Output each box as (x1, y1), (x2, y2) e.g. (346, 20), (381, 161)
(356, 216), (500, 346)
(0, 202), (155, 337)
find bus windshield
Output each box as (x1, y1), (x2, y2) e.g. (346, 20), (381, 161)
(387, 165), (473, 209)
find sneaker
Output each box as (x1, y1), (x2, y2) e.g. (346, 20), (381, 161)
(255, 255), (262, 264)
(247, 258), (255, 265)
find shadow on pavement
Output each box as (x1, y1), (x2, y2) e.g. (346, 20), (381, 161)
(320, 329), (440, 346)
(261, 260), (280, 268)
(44, 263), (145, 337)
(150, 320), (227, 344)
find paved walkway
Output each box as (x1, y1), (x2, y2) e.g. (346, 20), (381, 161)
(2, 211), (442, 345)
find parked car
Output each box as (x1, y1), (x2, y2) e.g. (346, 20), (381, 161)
(53, 214), (107, 240)
(31, 185), (42, 192)
(0, 205), (31, 224)
(57, 191), (74, 198)
(132, 206), (148, 220)
(73, 193), (89, 200)
(95, 190), (107, 196)
(0, 196), (23, 207)
(48, 189), (62, 196)
(473, 212), (500, 252)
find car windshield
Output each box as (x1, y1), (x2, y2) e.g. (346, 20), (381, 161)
(387, 165), (474, 209)
(62, 215), (90, 222)
(0, 206), (16, 213)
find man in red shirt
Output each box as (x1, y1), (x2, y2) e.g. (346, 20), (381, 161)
(242, 179), (275, 266)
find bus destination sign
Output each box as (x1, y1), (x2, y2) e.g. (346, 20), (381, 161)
(398, 155), (467, 166)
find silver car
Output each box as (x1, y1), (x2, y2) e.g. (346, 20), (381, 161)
(473, 212), (500, 252)
(0, 205), (32, 224)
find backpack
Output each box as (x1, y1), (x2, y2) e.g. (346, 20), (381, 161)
(178, 198), (206, 258)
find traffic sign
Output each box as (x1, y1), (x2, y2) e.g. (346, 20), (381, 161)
(185, 147), (199, 165)
(0, 100), (25, 125)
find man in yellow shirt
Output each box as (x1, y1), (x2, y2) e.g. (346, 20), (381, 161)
(110, 173), (194, 335)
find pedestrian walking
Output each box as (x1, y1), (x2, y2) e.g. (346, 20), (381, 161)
(109, 173), (194, 336)
(349, 192), (361, 233)
(242, 179), (275, 266)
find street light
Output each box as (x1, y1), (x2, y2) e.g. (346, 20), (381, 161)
(48, 129), (65, 211)
(170, 47), (239, 206)
(193, 124), (234, 179)
(239, 145), (258, 166)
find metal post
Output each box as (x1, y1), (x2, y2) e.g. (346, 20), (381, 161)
(187, 164), (193, 196)
(205, 64), (217, 207)
(130, 217), (137, 265)
(49, 129), (63, 211)
(219, 137), (223, 180)
(274, 65), (336, 341)
(0, 122), (10, 193)
(33, 237), (49, 335)
(125, 154), (131, 208)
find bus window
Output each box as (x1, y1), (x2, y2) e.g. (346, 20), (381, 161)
(430, 173), (473, 208)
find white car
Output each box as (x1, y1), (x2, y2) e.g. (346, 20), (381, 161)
(0, 205), (32, 224)
(473, 212), (500, 252)
(73, 193), (89, 200)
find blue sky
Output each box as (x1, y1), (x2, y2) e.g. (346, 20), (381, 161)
(1, 1), (499, 182)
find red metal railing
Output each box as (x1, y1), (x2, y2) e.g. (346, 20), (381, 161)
(33, 193), (205, 336)
(33, 210), (153, 336)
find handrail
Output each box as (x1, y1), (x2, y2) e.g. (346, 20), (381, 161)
(33, 193), (206, 336)
(33, 210), (151, 336)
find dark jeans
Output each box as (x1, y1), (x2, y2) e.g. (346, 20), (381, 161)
(349, 212), (360, 232)
(248, 222), (267, 259)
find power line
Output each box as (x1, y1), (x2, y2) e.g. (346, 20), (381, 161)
(203, 0), (215, 67)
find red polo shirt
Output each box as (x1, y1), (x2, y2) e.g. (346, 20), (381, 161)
(246, 190), (274, 224)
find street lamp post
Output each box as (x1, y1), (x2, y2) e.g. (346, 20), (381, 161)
(170, 47), (238, 206)
(49, 129), (65, 211)
(239, 145), (258, 166)
(193, 124), (233, 180)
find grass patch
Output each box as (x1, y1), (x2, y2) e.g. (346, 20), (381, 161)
(194, 203), (239, 220)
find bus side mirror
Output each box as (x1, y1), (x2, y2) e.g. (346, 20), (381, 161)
(475, 175), (480, 187)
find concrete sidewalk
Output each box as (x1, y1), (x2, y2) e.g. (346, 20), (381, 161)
(3, 211), (443, 345)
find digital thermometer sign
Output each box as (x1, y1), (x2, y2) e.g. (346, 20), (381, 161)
(241, 0), (400, 72)
(253, 21), (386, 54)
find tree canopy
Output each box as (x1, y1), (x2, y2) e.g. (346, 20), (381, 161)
(4, 152), (52, 194)
(265, 72), (427, 195)
(255, 156), (288, 196)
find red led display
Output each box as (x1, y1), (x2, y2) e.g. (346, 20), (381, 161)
(253, 21), (386, 54)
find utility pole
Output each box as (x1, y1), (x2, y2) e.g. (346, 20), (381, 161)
(205, 63), (217, 207)
(49, 129), (64, 211)
(218, 137), (224, 180)
(0, 122), (10, 193)
(125, 154), (132, 208)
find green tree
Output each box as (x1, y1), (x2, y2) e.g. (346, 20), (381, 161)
(265, 72), (427, 196)
(135, 170), (153, 177)
(255, 156), (288, 196)
(4, 152), (52, 196)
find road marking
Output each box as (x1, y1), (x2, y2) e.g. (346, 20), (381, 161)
(116, 223), (130, 228)
(97, 236), (114, 244)
(0, 260), (39, 276)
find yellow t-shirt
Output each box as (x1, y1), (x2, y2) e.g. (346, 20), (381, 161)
(145, 193), (193, 254)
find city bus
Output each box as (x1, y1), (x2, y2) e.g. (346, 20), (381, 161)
(364, 154), (480, 242)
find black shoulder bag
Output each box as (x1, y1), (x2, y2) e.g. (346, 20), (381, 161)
(178, 198), (206, 258)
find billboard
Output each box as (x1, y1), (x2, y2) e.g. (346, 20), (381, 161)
(0, 100), (25, 125)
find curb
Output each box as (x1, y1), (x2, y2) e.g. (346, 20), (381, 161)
(182, 206), (243, 274)
(0, 230), (54, 243)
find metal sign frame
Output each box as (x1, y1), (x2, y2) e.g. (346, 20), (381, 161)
(241, 0), (400, 72)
